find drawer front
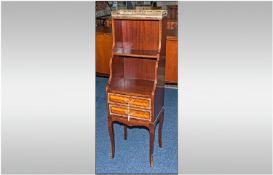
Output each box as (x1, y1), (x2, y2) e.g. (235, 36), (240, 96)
(129, 98), (150, 109)
(109, 93), (130, 104)
(109, 104), (151, 120)
(110, 105), (128, 116)
(129, 108), (150, 120)
(108, 93), (151, 109)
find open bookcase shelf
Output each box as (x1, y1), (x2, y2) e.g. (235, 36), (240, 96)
(105, 10), (167, 167)
(108, 78), (155, 97)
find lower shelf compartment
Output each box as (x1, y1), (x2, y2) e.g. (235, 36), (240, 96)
(108, 78), (155, 97)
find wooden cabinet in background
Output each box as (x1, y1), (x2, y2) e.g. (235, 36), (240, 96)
(96, 31), (112, 75)
(166, 36), (178, 83)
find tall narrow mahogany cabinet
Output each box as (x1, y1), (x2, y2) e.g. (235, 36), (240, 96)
(106, 10), (167, 167)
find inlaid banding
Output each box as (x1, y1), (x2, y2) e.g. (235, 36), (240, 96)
(129, 109), (150, 119)
(130, 98), (150, 108)
(108, 93), (151, 109)
(109, 94), (130, 103)
(109, 104), (151, 120)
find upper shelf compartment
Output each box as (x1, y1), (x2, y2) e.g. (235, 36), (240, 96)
(111, 10), (167, 20)
(111, 10), (167, 59)
(112, 20), (161, 54)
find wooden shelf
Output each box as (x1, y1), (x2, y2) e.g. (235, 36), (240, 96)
(113, 48), (159, 59)
(108, 78), (154, 97)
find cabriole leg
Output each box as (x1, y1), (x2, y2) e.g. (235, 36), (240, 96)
(124, 125), (127, 140)
(158, 112), (164, 148)
(149, 125), (155, 167)
(108, 117), (115, 159)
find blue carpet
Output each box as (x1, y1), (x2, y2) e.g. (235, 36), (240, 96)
(96, 77), (178, 174)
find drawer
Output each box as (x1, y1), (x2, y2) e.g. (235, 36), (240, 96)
(129, 108), (150, 120)
(110, 105), (128, 116)
(108, 93), (130, 104)
(109, 104), (151, 120)
(108, 93), (151, 109)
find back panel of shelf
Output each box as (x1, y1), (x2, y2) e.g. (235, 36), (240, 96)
(111, 56), (156, 81)
(113, 19), (160, 52)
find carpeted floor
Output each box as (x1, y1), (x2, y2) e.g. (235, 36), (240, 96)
(96, 77), (178, 174)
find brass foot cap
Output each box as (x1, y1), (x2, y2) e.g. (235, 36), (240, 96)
(150, 159), (154, 167)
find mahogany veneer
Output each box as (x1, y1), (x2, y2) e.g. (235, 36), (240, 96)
(106, 10), (167, 167)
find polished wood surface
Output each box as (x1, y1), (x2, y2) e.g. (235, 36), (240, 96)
(106, 11), (167, 167)
(96, 31), (112, 75)
(109, 78), (154, 97)
(96, 26), (177, 83)
(166, 37), (178, 83)
(108, 93), (151, 108)
(108, 112), (164, 164)
(109, 104), (151, 120)
(113, 48), (158, 58)
(113, 19), (160, 51)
